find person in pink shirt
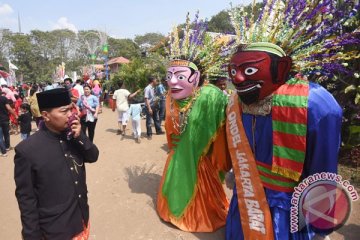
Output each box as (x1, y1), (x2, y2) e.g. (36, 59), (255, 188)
(1, 85), (16, 103)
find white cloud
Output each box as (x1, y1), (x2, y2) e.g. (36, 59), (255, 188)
(0, 4), (16, 30)
(0, 3), (13, 16)
(51, 17), (78, 33)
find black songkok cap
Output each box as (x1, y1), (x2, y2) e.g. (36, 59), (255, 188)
(37, 88), (71, 111)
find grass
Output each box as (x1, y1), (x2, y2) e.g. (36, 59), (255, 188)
(338, 145), (360, 187)
(338, 164), (360, 187)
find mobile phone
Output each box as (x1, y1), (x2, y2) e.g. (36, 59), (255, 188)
(66, 112), (77, 140)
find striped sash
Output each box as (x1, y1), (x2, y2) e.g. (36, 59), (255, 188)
(257, 161), (298, 192)
(271, 77), (309, 182)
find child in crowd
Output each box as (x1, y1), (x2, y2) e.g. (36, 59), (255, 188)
(18, 103), (32, 140)
(128, 98), (143, 143)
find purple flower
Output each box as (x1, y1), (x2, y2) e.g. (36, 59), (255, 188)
(322, 63), (352, 76)
(245, 16), (250, 28)
(290, 0), (307, 26)
(284, 0), (294, 19)
(267, 0), (275, 18)
(257, 0), (268, 22)
(305, 0), (331, 20)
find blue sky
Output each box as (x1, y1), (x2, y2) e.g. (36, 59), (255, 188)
(0, 0), (252, 39)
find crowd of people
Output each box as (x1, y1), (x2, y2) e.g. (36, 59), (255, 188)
(111, 76), (168, 142)
(1, 70), (175, 155)
(0, 76), (106, 151)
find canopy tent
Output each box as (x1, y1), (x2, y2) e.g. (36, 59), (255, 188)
(0, 77), (7, 85)
(0, 70), (10, 78)
(107, 56), (130, 65)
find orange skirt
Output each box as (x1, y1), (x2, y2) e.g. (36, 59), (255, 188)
(157, 155), (229, 232)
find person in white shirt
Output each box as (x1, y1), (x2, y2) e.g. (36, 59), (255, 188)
(73, 79), (84, 97)
(44, 82), (55, 91)
(112, 80), (140, 136)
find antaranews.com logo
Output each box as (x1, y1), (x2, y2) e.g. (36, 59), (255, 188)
(290, 172), (359, 233)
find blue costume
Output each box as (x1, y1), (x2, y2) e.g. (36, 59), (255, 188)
(226, 82), (342, 240)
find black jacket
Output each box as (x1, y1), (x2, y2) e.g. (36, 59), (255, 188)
(14, 127), (99, 240)
(0, 95), (10, 122)
(18, 112), (32, 134)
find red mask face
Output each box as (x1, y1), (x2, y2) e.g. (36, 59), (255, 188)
(228, 51), (285, 105)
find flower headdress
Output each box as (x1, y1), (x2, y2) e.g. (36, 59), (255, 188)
(229, 0), (360, 78)
(167, 12), (236, 83)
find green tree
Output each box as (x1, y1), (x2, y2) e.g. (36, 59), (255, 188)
(106, 53), (166, 93)
(108, 37), (141, 60)
(0, 29), (12, 64)
(8, 33), (37, 81)
(134, 32), (164, 48)
(207, 10), (234, 34)
(29, 30), (59, 82)
(76, 30), (101, 63)
(50, 29), (79, 73)
(242, 2), (263, 21)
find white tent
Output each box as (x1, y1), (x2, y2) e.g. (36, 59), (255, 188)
(0, 77), (7, 86)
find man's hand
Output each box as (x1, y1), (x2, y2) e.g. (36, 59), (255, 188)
(111, 100), (116, 112)
(148, 108), (153, 115)
(225, 171), (235, 190)
(70, 115), (82, 138)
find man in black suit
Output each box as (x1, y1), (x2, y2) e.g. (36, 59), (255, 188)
(14, 88), (99, 240)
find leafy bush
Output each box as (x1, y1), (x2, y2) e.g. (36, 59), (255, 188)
(117, 53), (166, 92)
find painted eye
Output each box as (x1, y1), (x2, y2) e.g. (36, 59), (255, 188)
(177, 74), (187, 81)
(244, 67), (258, 75)
(230, 68), (237, 76)
(166, 73), (172, 81)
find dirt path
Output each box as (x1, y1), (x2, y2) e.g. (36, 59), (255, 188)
(0, 107), (359, 239)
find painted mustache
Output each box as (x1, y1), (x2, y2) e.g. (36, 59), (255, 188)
(234, 81), (263, 94)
